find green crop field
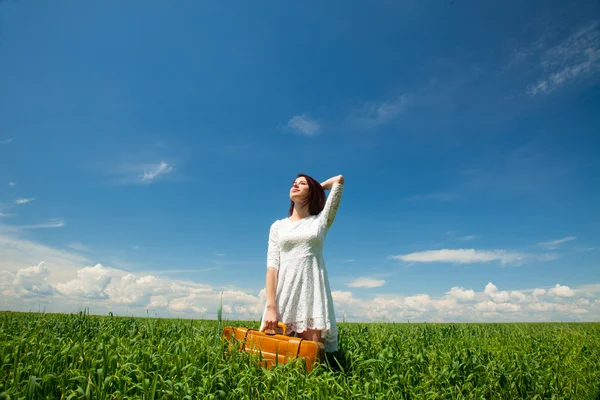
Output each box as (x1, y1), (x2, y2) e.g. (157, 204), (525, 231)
(1, 311), (599, 399)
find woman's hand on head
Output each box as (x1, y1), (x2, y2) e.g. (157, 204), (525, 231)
(321, 175), (344, 190)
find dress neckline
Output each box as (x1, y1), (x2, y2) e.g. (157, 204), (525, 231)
(286, 215), (315, 223)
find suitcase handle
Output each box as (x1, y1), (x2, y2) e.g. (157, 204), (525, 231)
(261, 322), (287, 335)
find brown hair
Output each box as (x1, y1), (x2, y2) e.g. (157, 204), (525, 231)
(288, 173), (326, 217)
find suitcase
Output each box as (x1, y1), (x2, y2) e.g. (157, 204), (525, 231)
(222, 322), (325, 371)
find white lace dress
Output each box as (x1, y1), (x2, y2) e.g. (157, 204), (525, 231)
(260, 183), (343, 352)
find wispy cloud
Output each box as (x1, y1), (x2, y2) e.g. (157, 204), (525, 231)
(347, 277), (385, 288)
(0, 138), (12, 145)
(142, 161), (173, 183)
(351, 94), (412, 127)
(526, 21), (600, 96)
(406, 192), (459, 202)
(538, 236), (576, 250)
(109, 156), (177, 185)
(23, 219), (65, 229)
(8, 182), (15, 187)
(0, 219), (65, 232)
(392, 249), (525, 265)
(14, 198), (35, 205)
(390, 248), (558, 266)
(0, 212), (12, 218)
(287, 115), (321, 136)
(576, 247), (594, 252)
(69, 242), (89, 252)
(458, 235), (477, 241)
(446, 231), (478, 241)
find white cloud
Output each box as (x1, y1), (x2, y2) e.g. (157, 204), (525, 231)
(1, 259), (598, 321)
(332, 290), (357, 305)
(148, 295), (169, 309)
(575, 284), (600, 299)
(509, 290), (528, 303)
(0, 235), (89, 283)
(0, 233), (598, 322)
(404, 294), (432, 311)
(55, 264), (113, 299)
(141, 161), (173, 183)
(12, 262), (54, 296)
(484, 282), (510, 302)
(349, 280), (600, 322)
(476, 301), (520, 313)
(0, 235), (265, 318)
(554, 303), (588, 315)
(446, 286), (475, 301)
(392, 249), (527, 265)
(8, 182), (15, 187)
(538, 236), (576, 250)
(366, 296), (403, 320)
(482, 283), (529, 304)
(526, 302), (554, 312)
(169, 298), (207, 314)
(0, 138), (12, 145)
(547, 284), (575, 298)
(577, 298), (591, 306)
(347, 277), (385, 288)
(527, 22), (600, 96)
(287, 115), (321, 136)
(105, 273), (162, 306)
(15, 198), (35, 205)
(354, 95), (412, 127)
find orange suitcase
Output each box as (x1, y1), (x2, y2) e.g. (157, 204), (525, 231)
(222, 322), (325, 371)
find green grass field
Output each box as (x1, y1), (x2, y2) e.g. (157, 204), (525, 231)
(1, 311), (599, 399)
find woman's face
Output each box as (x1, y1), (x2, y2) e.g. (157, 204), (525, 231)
(290, 176), (310, 203)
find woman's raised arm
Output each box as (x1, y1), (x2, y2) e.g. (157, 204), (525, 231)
(319, 175), (344, 230)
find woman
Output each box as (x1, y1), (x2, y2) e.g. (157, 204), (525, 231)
(260, 173), (344, 353)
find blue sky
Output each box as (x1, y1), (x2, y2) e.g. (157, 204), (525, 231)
(1, 0), (599, 322)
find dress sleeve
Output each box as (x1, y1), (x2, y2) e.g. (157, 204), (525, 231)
(266, 220), (280, 270)
(319, 183), (344, 230)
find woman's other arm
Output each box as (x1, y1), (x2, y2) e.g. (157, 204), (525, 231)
(264, 221), (280, 331)
(264, 268), (278, 330)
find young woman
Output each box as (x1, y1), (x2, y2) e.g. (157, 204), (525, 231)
(260, 173), (344, 353)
